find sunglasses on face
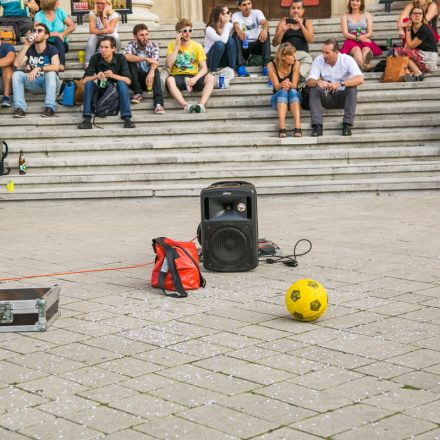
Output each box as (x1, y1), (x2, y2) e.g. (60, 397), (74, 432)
(31, 28), (45, 33)
(181, 28), (192, 33)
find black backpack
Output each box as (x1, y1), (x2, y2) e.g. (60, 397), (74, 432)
(0, 141), (10, 176)
(92, 82), (119, 118)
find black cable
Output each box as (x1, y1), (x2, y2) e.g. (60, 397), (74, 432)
(260, 239), (312, 268)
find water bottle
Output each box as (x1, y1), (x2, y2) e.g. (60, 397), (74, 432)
(218, 74), (225, 89)
(386, 37), (392, 50)
(242, 24), (248, 49)
(99, 78), (108, 88)
(355, 27), (361, 41)
(19, 0), (25, 10)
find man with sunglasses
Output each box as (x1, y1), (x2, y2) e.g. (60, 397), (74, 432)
(12, 23), (61, 118)
(232, 0), (270, 77)
(166, 18), (215, 113)
(0, 35), (16, 108)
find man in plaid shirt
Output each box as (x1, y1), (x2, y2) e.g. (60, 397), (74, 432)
(124, 23), (165, 114)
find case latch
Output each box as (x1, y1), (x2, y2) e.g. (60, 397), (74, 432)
(0, 303), (13, 324)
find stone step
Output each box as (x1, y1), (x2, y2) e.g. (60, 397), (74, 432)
(2, 12), (438, 201)
(3, 133), (440, 170)
(0, 115), (436, 144)
(2, 175), (440, 201)
(2, 160), (440, 187)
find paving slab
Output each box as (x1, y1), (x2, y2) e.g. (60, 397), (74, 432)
(0, 194), (439, 439)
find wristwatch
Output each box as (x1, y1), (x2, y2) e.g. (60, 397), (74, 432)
(340, 80), (345, 87)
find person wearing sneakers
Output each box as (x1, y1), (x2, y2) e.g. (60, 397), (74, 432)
(232, 0), (270, 77)
(0, 35), (16, 108)
(12, 23), (61, 118)
(78, 36), (135, 129)
(307, 38), (363, 137)
(166, 18), (216, 113)
(124, 23), (165, 114)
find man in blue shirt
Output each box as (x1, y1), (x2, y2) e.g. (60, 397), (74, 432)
(0, 0), (39, 38)
(0, 35), (15, 107)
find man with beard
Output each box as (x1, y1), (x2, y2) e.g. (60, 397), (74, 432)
(124, 23), (165, 114)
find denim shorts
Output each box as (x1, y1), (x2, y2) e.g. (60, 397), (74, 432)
(271, 89), (301, 110)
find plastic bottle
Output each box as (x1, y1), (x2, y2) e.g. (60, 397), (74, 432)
(242, 24), (248, 49)
(218, 74), (225, 89)
(386, 37), (392, 50)
(19, 0), (25, 10)
(19, 150), (26, 175)
(99, 78), (108, 88)
(355, 27), (361, 41)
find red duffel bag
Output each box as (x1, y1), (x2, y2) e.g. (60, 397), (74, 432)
(151, 237), (206, 298)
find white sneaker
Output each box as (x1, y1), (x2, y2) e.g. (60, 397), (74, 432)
(194, 104), (206, 113)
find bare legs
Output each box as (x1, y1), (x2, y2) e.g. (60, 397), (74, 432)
(350, 46), (373, 71)
(1, 65), (13, 97)
(166, 73), (216, 109)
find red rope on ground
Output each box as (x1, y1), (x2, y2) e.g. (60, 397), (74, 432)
(0, 262), (153, 282)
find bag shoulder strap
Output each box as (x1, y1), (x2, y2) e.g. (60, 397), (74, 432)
(173, 243), (206, 288)
(153, 237), (188, 298)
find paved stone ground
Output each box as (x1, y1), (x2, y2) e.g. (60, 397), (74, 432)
(0, 194), (439, 440)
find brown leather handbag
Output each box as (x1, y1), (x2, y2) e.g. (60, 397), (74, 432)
(382, 56), (409, 82)
(74, 79), (84, 105)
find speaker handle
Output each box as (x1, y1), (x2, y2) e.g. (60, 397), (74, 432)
(210, 180), (254, 188)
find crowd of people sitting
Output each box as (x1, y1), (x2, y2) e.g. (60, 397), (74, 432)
(0, 0), (438, 135)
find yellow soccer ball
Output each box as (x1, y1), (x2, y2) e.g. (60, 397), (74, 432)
(285, 279), (328, 322)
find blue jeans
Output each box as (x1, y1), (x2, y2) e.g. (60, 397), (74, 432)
(207, 38), (237, 72)
(12, 70), (61, 112)
(82, 79), (132, 118)
(271, 89), (301, 110)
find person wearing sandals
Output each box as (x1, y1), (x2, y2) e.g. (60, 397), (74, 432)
(166, 18), (216, 113)
(272, 0), (314, 83)
(268, 43), (302, 138)
(307, 38), (364, 137)
(204, 5), (236, 73)
(340, 0), (382, 71)
(395, 6), (438, 81)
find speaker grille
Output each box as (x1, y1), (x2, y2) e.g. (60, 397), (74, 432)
(210, 226), (248, 266)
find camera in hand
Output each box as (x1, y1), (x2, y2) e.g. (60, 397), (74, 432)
(286, 17), (297, 24)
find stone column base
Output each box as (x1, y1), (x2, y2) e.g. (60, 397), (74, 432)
(129, 0), (160, 29)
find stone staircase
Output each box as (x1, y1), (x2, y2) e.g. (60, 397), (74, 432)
(1, 11), (439, 200)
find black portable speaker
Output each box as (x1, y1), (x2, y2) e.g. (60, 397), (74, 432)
(200, 181), (258, 272)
